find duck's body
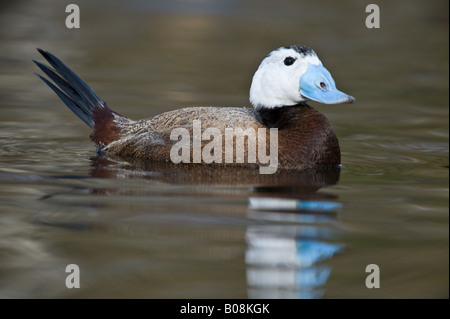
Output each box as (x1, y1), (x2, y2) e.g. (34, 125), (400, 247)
(34, 46), (353, 171)
(96, 105), (339, 169)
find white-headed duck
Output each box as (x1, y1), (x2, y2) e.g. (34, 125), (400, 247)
(34, 46), (354, 171)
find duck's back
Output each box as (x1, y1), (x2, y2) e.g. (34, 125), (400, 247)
(119, 107), (263, 134)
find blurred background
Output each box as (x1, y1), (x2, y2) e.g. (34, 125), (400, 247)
(0, 0), (448, 298)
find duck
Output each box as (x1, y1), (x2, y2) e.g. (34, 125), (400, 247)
(34, 45), (354, 173)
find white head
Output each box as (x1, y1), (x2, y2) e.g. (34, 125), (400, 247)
(249, 46), (355, 110)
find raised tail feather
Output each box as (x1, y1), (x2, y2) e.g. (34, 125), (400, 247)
(34, 49), (123, 146)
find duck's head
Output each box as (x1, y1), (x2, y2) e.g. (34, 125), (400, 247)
(250, 45), (355, 110)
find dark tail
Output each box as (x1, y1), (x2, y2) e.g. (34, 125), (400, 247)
(34, 49), (122, 146)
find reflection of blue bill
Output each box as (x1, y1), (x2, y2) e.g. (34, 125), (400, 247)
(246, 238), (343, 267)
(248, 197), (343, 212)
(297, 201), (342, 212)
(246, 238), (343, 298)
(297, 240), (343, 266)
(295, 266), (331, 288)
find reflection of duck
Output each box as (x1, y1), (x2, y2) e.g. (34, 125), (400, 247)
(34, 46), (354, 169)
(246, 200), (344, 299)
(89, 156), (341, 189)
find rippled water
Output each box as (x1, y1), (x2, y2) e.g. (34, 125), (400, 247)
(0, 0), (448, 298)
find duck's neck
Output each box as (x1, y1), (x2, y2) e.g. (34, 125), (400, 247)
(254, 103), (310, 129)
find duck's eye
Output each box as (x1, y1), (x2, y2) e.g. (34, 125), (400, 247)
(284, 57), (296, 66)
